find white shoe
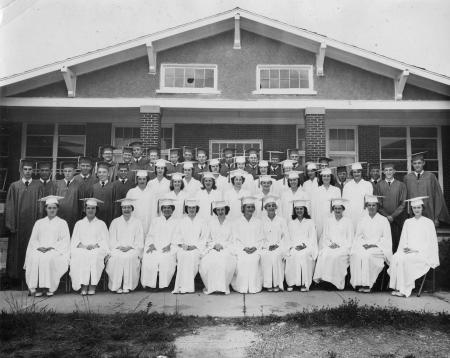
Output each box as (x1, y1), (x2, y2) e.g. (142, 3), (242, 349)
(267, 288), (273, 292)
(34, 292), (43, 297)
(300, 287), (308, 292)
(87, 290), (95, 295)
(46, 291), (54, 297)
(273, 287), (280, 292)
(122, 289), (130, 294)
(287, 287), (293, 292)
(116, 288), (123, 294)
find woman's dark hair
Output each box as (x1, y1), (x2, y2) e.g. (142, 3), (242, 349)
(241, 203), (255, 214)
(332, 205), (345, 212)
(155, 166), (168, 177)
(184, 205), (200, 214)
(318, 173), (337, 186)
(291, 206), (311, 220)
(212, 206), (230, 216)
(287, 177), (302, 188)
(84, 205), (100, 215)
(208, 164), (221, 172)
(44, 203), (60, 209)
(257, 166), (268, 175)
(231, 176), (245, 185)
(137, 175), (150, 183)
(408, 204), (425, 217)
(201, 176), (217, 190)
(170, 179), (185, 191)
(43, 203), (59, 217)
(161, 205), (175, 213)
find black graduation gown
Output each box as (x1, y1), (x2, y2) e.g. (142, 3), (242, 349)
(55, 179), (83, 234)
(90, 181), (115, 227)
(112, 179), (135, 218)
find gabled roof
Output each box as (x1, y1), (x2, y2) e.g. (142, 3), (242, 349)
(1, 7), (449, 97)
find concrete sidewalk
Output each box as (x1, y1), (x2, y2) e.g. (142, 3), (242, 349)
(1, 289), (449, 316)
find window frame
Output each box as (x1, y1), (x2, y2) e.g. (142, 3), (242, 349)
(157, 63), (220, 94)
(326, 126), (358, 164)
(209, 139), (263, 159)
(253, 64), (317, 95)
(295, 125), (306, 165)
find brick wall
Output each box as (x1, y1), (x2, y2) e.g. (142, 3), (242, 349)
(174, 124), (296, 159)
(304, 108), (326, 162)
(442, 126), (450, 210)
(140, 106), (161, 148)
(358, 125), (380, 175)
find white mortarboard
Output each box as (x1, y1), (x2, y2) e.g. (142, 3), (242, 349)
(258, 160), (269, 167)
(155, 159), (168, 167)
(330, 198), (349, 207)
(182, 161), (195, 169)
(291, 199), (311, 207)
(364, 194), (384, 204)
(259, 174), (274, 183)
(159, 198), (176, 207)
(235, 156), (247, 164)
(135, 169), (150, 178)
(319, 168), (333, 176)
(116, 198), (136, 206)
(80, 198), (104, 207)
(39, 195), (64, 205)
(230, 169), (246, 178)
(212, 200), (228, 209)
(241, 196), (258, 206)
(208, 158), (220, 166)
(287, 171), (303, 180)
(263, 194), (279, 206)
(346, 162), (367, 171)
(169, 172), (184, 181)
(306, 162), (318, 171)
(184, 198), (200, 207)
(281, 160), (295, 168)
(201, 172), (216, 180)
(405, 196), (429, 206)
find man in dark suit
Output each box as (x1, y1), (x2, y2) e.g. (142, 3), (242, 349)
(166, 148), (183, 175)
(244, 148), (259, 179)
(193, 148), (208, 180)
(335, 166), (349, 194)
(129, 141), (150, 171)
(369, 165), (381, 191)
(268, 151), (283, 180)
(219, 148), (235, 177)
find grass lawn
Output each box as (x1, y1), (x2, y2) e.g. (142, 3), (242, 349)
(1, 299), (449, 358)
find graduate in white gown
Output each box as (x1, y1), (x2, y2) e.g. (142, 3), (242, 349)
(196, 172), (223, 220)
(260, 195), (289, 291)
(313, 198), (354, 290)
(223, 169), (251, 221)
(200, 200), (237, 294)
(342, 162), (373, 231)
(173, 199), (208, 293)
(251, 160), (270, 194)
(254, 175), (277, 219)
(141, 198), (178, 289)
(234, 156), (255, 193)
(106, 198), (144, 293)
(274, 160), (295, 197)
(126, 170), (153, 236)
(182, 161), (202, 196)
(389, 196), (439, 297)
(280, 171), (309, 221)
(350, 195), (392, 293)
(70, 198), (109, 295)
(209, 158), (230, 194)
(24, 196), (70, 297)
(166, 172), (188, 219)
(231, 196), (264, 294)
(312, 168), (341, 238)
(285, 199), (318, 292)
(147, 159), (171, 220)
(302, 163), (319, 198)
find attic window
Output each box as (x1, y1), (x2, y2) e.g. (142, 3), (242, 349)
(157, 64), (220, 94)
(253, 65), (317, 95)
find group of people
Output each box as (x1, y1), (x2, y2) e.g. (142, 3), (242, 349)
(4, 142), (448, 298)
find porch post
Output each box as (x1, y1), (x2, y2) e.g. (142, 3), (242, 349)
(140, 105), (161, 149)
(304, 107), (326, 162)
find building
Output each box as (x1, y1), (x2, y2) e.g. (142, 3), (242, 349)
(0, 7), (449, 208)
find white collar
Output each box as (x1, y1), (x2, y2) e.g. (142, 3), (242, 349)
(64, 178), (74, 184)
(120, 178), (128, 183)
(40, 178), (50, 184)
(100, 180), (109, 185)
(81, 174), (90, 179)
(22, 177), (32, 184)
(385, 178), (395, 183)
(414, 170), (424, 176)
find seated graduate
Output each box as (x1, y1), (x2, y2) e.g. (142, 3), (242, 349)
(223, 169), (251, 221)
(199, 200), (237, 295)
(389, 196), (439, 297)
(285, 199), (318, 292)
(166, 172), (188, 219)
(141, 198), (178, 290)
(196, 172), (223, 221)
(70, 198), (109, 295)
(231, 196), (264, 294)
(106, 198), (144, 294)
(260, 195), (289, 292)
(24, 195), (70, 297)
(172, 198), (208, 294)
(313, 198), (354, 290)
(350, 195), (392, 293)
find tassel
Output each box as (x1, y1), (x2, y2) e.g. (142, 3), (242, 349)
(210, 202), (213, 216)
(157, 199), (160, 216)
(258, 179), (261, 188)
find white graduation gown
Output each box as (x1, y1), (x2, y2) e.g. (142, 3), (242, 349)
(274, 177), (290, 197)
(342, 179), (373, 231)
(141, 216), (178, 288)
(126, 186), (153, 236)
(350, 213), (392, 289)
(285, 218), (318, 290)
(280, 188), (309, 222)
(242, 172), (255, 194)
(388, 216), (439, 297)
(200, 216), (237, 294)
(24, 216), (70, 292)
(106, 216), (144, 291)
(260, 215), (290, 290)
(70, 217), (109, 291)
(313, 216), (354, 289)
(311, 185), (341, 239)
(231, 215), (264, 293)
(166, 190), (188, 219)
(196, 189), (222, 221)
(183, 178), (202, 197)
(303, 177), (319, 198)
(214, 174), (230, 195)
(173, 215), (208, 293)
(223, 188), (250, 221)
(147, 177), (170, 219)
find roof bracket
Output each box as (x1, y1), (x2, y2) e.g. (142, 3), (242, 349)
(316, 42), (327, 76)
(61, 66), (76, 97)
(146, 42), (157, 75)
(233, 13), (241, 49)
(395, 70), (409, 100)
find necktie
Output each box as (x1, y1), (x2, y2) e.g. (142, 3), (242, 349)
(84, 176), (88, 181)
(101, 181), (105, 188)
(373, 180), (377, 185)
(66, 181), (70, 188)
(25, 181), (29, 187)
(417, 173), (421, 180)
(388, 181), (391, 186)
(122, 180), (126, 184)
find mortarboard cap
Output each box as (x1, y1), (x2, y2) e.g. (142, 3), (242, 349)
(135, 169), (150, 178)
(241, 196), (258, 206)
(262, 194), (279, 206)
(411, 151), (427, 161)
(365, 194), (384, 204)
(259, 160), (269, 167)
(212, 200), (229, 209)
(159, 198), (176, 207)
(259, 174), (274, 183)
(287, 171), (303, 180)
(39, 195), (64, 205)
(330, 198), (349, 207)
(405, 196), (428, 206)
(345, 162), (366, 171)
(337, 165), (347, 173)
(319, 167), (335, 176)
(306, 162), (318, 171)
(208, 158), (220, 166)
(169, 172), (184, 181)
(281, 159), (295, 169)
(201, 172), (216, 180)
(182, 161), (195, 170)
(184, 198), (199, 207)
(116, 198), (136, 206)
(291, 199), (311, 208)
(155, 159), (168, 167)
(80, 197), (104, 207)
(230, 169), (246, 178)
(235, 156), (247, 164)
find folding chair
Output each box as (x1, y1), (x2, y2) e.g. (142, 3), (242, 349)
(417, 268), (436, 297)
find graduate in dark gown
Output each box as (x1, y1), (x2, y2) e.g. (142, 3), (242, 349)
(267, 151), (283, 181)
(74, 157), (98, 199)
(5, 159), (43, 280)
(90, 162), (115, 227)
(375, 162), (407, 252)
(129, 141), (150, 171)
(193, 148), (208, 180)
(403, 152), (450, 226)
(37, 161), (56, 197)
(112, 163), (135, 218)
(166, 148), (183, 175)
(98, 145), (117, 182)
(145, 147), (159, 181)
(219, 148), (235, 178)
(55, 161), (82, 234)
(245, 148), (259, 179)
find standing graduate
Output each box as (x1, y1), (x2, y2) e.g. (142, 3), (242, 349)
(313, 198), (354, 290)
(70, 198), (109, 295)
(112, 147), (135, 183)
(231, 196), (265, 294)
(274, 160), (295, 197)
(166, 148), (183, 175)
(223, 169), (251, 221)
(129, 141), (150, 171)
(350, 195), (392, 293)
(389, 197), (439, 297)
(219, 148), (235, 177)
(99, 145), (117, 182)
(24, 196), (70, 297)
(126, 170), (153, 236)
(55, 161), (82, 234)
(375, 162), (407, 252)
(182, 161), (202, 196)
(209, 158), (229, 194)
(141, 198), (178, 290)
(285, 199), (318, 292)
(200, 200), (237, 295)
(368, 165), (381, 191)
(302, 163), (319, 198)
(342, 162), (373, 231)
(5, 159), (43, 280)
(403, 152), (450, 226)
(280, 171), (308, 222)
(172, 199), (208, 294)
(145, 147), (159, 181)
(112, 163), (135, 219)
(196, 172), (223, 221)
(37, 161), (56, 197)
(166, 172), (188, 219)
(245, 148), (260, 179)
(74, 157), (97, 199)
(234, 156), (255, 193)
(90, 162), (115, 227)
(335, 166), (350, 195)
(106, 198), (144, 294)
(193, 148), (209, 180)
(147, 159), (171, 220)
(267, 151), (284, 180)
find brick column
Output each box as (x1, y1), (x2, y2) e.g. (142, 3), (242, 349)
(358, 125), (380, 175)
(140, 105), (161, 149)
(304, 107), (326, 162)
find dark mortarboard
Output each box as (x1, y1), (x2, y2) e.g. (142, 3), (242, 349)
(37, 161), (52, 169)
(129, 141), (143, 148)
(122, 147), (133, 154)
(62, 161), (77, 169)
(411, 151), (427, 161)
(101, 145), (115, 153)
(318, 157), (333, 163)
(337, 166), (347, 173)
(117, 163), (130, 170)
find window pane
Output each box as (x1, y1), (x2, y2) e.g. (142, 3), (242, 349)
(58, 136), (85, 157)
(204, 69), (214, 88)
(380, 138), (407, 159)
(260, 79), (270, 89)
(297, 127), (305, 152)
(27, 124), (54, 135)
(299, 69), (309, 80)
(423, 160), (439, 171)
(280, 69), (289, 80)
(269, 78), (279, 89)
(289, 78), (299, 88)
(269, 69), (279, 79)
(261, 69), (270, 79)
(59, 125), (85, 135)
(410, 127), (437, 138)
(185, 68), (195, 88)
(26, 136), (53, 157)
(161, 127), (173, 150)
(280, 79), (290, 88)
(289, 69), (299, 80)
(411, 139), (437, 158)
(299, 79), (309, 89)
(380, 127), (406, 137)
